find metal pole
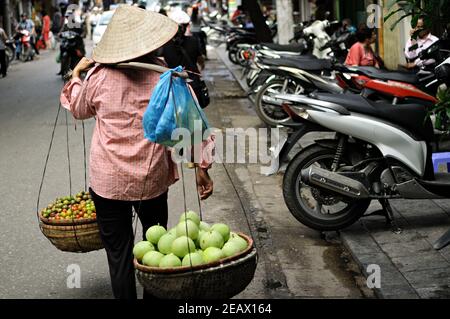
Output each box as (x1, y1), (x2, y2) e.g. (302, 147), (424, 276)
(276, 0), (294, 44)
(4, 0), (12, 36)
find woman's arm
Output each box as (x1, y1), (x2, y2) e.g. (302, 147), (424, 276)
(60, 57), (97, 120)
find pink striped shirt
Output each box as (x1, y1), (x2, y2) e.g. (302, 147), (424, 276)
(61, 64), (212, 201)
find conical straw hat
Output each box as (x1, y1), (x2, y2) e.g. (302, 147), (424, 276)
(92, 5), (178, 64)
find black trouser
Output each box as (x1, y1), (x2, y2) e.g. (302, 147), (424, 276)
(90, 188), (168, 300)
(31, 35), (39, 55)
(0, 49), (6, 76)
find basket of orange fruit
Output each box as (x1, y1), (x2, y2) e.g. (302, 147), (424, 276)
(38, 191), (103, 253)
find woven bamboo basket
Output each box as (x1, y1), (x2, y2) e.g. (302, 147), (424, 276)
(134, 233), (258, 299)
(39, 215), (104, 253)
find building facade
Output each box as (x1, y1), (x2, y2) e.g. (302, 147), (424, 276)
(289, 0), (413, 69)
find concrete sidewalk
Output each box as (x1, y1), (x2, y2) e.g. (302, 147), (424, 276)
(215, 45), (450, 299)
(206, 46), (373, 298)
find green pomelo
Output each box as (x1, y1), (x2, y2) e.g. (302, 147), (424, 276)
(182, 252), (204, 267)
(203, 247), (224, 263)
(171, 236), (196, 258)
(179, 210), (201, 226)
(133, 241), (154, 261)
(145, 225), (167, 244)
(211, 223), (230, 242)
(159, 253), (182, 268)
(157, 233), (177, 254)
(176, 220), (199, 240)
(200, 230), (224, 250)
(142, 251), (164, 267)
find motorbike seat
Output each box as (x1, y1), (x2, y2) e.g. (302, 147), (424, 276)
(349, 66), (419, 84)
(259, 43), (306, 53)
(230, 27), (255, 35)
(313, 92), (434, 141)
(259, 57), (332, 71)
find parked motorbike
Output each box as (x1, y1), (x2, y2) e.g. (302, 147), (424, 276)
(246, 30), (355, 126)
(226, 23), (277, 65)
(252, 57), (343, 126)
(250, 37), (450, 127)
(14, 30), (35, 62)
(59, 30), (85, 80)
(273, 57), (450, 231)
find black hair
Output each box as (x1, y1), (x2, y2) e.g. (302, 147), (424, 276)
(416, 15), (427, 26)
(356, 27), (375, 42)
(191, 6), (199, 22)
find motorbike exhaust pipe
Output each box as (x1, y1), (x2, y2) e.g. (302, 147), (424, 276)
(262, 95), (284, 106)
(301, 167), (370, 198)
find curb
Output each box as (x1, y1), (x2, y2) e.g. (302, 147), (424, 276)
(215, 45), (250, 93)
(340, 223), (420, 299)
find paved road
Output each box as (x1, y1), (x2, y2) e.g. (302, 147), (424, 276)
(0, 48), (112, 298)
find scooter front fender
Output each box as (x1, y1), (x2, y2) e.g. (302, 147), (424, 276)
(263, 122), (329, 175)
(278, 122), (330, 164)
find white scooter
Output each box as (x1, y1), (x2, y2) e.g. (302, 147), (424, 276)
(273, 57), (450, 232)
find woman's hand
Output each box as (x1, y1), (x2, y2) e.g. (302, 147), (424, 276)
(72, 57), (95, 78)
(196, 168), (213, 200)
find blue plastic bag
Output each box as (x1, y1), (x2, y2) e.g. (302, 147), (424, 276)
(143, 66), (210, 147)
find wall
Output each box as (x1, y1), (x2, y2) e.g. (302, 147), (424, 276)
(382, 3), (408, 70)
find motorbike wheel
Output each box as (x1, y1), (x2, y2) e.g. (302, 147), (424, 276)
(228, 46), (240, 65)
(5, 47), (14, 64)
(255, 79), (295, 127)
(283, 144), (371, 231)
(19, 47), (28, 62)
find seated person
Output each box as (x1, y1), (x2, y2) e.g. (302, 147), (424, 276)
(345, 27), (379, 68)
(404, 16), (439, 69)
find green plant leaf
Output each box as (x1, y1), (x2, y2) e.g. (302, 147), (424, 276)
(384, 7), (406, 23)
(389, 13), (413, 31)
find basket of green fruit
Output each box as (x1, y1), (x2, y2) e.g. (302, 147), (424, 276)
(38, 191), (104, 253)
(133, 211), (258, 299)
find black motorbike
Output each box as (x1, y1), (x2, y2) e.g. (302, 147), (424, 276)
(59, 30), (85, 80)
(226, 23), (278, 65)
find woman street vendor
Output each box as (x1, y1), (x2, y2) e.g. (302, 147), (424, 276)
(60, 5), (214, 299)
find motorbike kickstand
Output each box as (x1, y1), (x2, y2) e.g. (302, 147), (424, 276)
(380, 199), (402, 234)
(365, 199), (402, 234)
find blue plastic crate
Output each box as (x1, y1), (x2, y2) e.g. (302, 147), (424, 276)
(432, 153), (450, 173)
